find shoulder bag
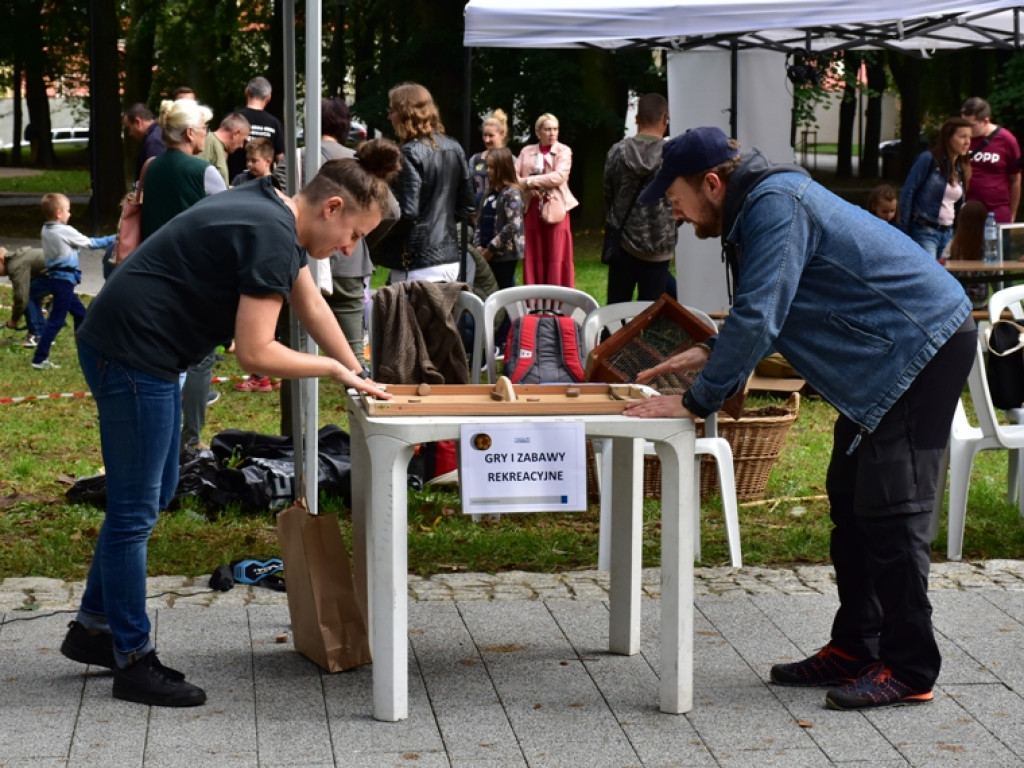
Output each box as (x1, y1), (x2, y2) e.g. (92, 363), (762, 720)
(540, 189), (567, 225)
(601, 185), (644, 265)
(986, 318), (1024, 410)
(112, 156), (153, 266)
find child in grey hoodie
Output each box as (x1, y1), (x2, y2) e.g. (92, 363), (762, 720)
(32, 193), (115, 369)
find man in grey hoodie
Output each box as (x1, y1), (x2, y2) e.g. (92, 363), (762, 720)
(602, 93), (678, 303)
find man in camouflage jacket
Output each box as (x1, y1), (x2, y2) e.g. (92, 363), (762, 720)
(603, 93), (679, 303)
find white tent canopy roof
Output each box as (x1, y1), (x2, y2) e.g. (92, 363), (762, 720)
(464, 0), (1023, 54)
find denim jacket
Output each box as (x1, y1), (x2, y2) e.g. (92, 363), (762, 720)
(898, 150), (963, 231)
(685, 150), (971, 432)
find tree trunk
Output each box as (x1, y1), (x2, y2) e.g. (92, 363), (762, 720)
(860, 54), (885, 179)
(835, 64), (856, 179)
(412, 0), (467, 145)
(12, 63), (23, 167)
(326, 0), (346, 98)
(23, 0), (54, 169)
(575, 48), (622, 229)
(90, 0), (125, 225)
(887, 52), (922, 184)
(123, 0), (159, 108)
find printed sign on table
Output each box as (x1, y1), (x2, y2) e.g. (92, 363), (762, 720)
(460, 422), (586, 515)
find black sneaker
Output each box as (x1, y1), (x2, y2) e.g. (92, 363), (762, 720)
(112, 651), (206, 707)
(770, 643), (873, 686)
(61, 621), (115, 669)
(825, 663), (934, 710)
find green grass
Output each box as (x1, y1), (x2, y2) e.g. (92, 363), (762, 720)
(1, 228), (1022, 582)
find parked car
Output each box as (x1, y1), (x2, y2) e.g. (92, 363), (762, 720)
(296, 119), (368, 148)
(879, 132), (928, 180)
(878, 132), (928, 158)
(1, 126), (90, 150)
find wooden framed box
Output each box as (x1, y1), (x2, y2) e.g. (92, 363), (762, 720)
(585, 294), (746, 418)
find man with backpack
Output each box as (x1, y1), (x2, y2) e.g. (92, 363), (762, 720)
(602, 93), (679, 303)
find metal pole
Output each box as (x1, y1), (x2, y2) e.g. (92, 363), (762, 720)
(303, 0), (323, 511)
(729, 42), (738, 138)
(283, 0), (307, 505)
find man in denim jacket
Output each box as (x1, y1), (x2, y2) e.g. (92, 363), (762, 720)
(625, 127), (976, 711)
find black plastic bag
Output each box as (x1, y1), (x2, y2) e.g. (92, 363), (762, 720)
(67, 425), (353, 512)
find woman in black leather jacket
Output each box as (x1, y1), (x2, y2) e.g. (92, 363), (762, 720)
(374, 82), (475, 282)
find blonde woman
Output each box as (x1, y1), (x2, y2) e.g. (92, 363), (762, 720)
(468, 108), (509, 205)
(515, 112), (577, 287)
(140, 99), (226, 240)
(375, 82), (475, 283)
(138, 99), (227, 453)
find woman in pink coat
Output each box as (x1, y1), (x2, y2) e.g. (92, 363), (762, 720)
(515, 113), (578, 287)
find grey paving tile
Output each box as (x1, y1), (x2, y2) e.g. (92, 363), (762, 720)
(711, 746), (839, 767)
(943, 682), (1024, 760)
(768, 684), (920, 764)
(0, 704), (78, 761)
(895, 740), (1023, 767)
(67, 679), (148, 767)
(410, 602), (520, 764)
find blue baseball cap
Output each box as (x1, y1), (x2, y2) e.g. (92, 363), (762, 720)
(639, 126), (739, 204)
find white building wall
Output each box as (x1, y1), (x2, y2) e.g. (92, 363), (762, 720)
(667, 49), (793, 315)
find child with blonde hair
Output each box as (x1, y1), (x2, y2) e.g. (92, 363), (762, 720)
(31, 193), (115, 369)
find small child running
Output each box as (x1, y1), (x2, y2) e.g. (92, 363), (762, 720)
(32, 193), (115, 369)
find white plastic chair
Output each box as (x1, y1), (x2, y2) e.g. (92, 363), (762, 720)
(482, 285), (600, 383)
(368, 284), (486, 385)
(933, 336), (1024, 560)
(582, 302), (742, 568)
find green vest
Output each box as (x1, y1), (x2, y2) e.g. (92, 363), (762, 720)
(141, 150), (210, 240)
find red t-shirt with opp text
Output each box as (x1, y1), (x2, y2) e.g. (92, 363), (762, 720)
(966, 127), (1022, 223)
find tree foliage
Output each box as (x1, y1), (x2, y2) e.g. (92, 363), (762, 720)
(1, 0), (663, 224)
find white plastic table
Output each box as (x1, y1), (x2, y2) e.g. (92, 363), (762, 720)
(346, 393), (696, 721)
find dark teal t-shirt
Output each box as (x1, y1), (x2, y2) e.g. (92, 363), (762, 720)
(79, 177), (308, 380)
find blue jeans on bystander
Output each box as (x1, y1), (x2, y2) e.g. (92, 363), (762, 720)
(908, 221), (952, 260)
(76, 339), (182, 666)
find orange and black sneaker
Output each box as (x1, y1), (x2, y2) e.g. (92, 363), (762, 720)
(770, 644), (873, 686)
(825, 663), (934, 710)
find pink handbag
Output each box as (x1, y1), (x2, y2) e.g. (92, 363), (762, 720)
(113, 157), (152, 265)
(540, 190), (566, 224)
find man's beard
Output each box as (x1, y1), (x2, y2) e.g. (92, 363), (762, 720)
(690, 194), (722, 239)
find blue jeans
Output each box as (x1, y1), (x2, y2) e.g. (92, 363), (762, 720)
(908, 221), (952, 260)
(26, 276), (48, 336)
(33, 277), (86, 364)
(77, 339), (181, 666)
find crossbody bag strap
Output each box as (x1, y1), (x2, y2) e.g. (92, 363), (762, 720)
(136, 156), (155, 200)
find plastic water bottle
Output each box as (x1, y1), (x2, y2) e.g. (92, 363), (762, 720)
(984, 212), (999, 264)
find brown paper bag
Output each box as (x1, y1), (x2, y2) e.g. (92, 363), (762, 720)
(276, 500), (372, 672)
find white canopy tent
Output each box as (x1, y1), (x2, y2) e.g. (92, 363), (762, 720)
(464, 0), (1023, 311)
(464, 1), (1023, 54)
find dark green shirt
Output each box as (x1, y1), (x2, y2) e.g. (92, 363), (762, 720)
(79, 177), (307, 380)
(140, 149), (211, 240)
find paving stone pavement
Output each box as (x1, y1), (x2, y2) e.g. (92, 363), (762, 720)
(2, 562), (1023, 768)
(3, 561), (1024, 611)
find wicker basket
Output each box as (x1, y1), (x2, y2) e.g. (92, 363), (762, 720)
(587, 393), (800, 503)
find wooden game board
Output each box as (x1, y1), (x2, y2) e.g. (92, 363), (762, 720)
(359, 377), (652, 416)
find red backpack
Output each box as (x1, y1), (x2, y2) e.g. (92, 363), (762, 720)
(503, 314), (586, 384)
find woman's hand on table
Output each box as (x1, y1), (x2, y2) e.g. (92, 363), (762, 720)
(331, 364), (392, 399)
